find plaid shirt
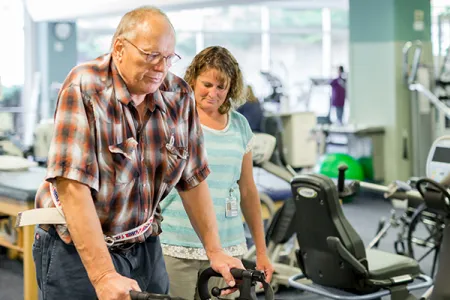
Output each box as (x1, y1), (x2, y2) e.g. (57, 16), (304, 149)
(35, 54), (210, 245)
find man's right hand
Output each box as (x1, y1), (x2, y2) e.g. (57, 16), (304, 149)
(94, 272), (141, 300)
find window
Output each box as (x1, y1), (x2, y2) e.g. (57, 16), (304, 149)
(77, 31), (113, 63)
(431, 6), (450, 57)
(269, 33), (324, 110)
(331, 9), (349, 29)
(0, 0), (24, 134)
(269, 8), (322, 30)
(202, 6), (261, 32)
(76, 17), (118, 63)
(0, 0), (24, 87)
(331, 31), (349, 73)
(73, 4), (352, 116)
(168, 9), (203, 31)
(203, 33), (263, 95)
(271, 33), (323, 85)
(171, 32), (196, 78)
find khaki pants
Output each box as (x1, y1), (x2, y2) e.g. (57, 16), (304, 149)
(164, 255), (241, 300)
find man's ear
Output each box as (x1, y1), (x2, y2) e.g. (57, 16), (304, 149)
(113, 38), (125, 62)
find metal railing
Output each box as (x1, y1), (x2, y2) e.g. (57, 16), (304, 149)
(403, 40), (423, 85)
(409, 83), (450, 119)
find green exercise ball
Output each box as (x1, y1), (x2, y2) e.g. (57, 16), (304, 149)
(358, 157), (374, 181)
(315, 153), (365, 181)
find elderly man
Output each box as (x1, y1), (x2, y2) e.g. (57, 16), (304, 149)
(26, 6), (244, 300)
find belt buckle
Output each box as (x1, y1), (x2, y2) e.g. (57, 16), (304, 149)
(109, 242), (136, 253)
(105, 236), (116, 247)
(105, 235), (135, 253)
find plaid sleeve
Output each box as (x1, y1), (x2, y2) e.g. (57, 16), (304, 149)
(45, 85), (99, 191)
(175, 93), (210, 191)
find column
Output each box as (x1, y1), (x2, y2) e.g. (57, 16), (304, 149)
(349, 0), (432, 182)
(37, 21), (78, 120)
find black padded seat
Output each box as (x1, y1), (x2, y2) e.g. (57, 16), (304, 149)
(290, 173), (425, 296)
(366, 249), (420, 280)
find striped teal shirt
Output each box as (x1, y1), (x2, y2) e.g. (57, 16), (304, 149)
(160, 110), (254, 259)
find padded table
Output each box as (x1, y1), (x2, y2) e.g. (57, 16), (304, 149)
(0, 167), (46, 300)
(254, 167), (292, 202)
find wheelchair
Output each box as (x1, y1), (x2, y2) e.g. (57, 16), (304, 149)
(129, 267), (274, 300)
(357, 178), (445, 279)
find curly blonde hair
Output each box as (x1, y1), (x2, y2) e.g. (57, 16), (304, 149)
(184, 46), (245, 114)
(246, 85), (258, 103)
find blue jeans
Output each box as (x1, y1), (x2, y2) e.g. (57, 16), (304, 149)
(335, 106), (344, 124)
(32, 225), (169, 300)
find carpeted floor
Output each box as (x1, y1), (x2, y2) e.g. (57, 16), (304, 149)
(0, 194), (437, 300)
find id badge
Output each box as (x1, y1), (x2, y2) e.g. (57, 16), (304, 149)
(226, 190), (238, 218)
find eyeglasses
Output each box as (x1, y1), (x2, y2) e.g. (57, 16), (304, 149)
(123, 38), (181, 67)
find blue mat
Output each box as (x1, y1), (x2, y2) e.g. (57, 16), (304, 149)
(253, 167), (292, 201)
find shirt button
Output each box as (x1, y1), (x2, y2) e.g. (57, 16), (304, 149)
(143, 183), (147, 188)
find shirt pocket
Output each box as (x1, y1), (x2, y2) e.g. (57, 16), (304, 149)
(163, 140), (188, 189)
(108, 137), (140, 185)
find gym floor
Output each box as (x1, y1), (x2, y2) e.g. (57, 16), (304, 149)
(0, 195), (432, 300)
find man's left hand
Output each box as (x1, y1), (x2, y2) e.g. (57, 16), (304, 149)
(208, 249), (245, 295)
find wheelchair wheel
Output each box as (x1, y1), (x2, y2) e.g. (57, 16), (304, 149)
(407, 203), (445, 277)
(245, 192), (276, 244)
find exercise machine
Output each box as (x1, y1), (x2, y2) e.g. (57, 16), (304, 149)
(0, 118), (54, 165)
(247, 131), (357, 293)
(245, 132), (300, 292)
(288, 134), (450, 299)
(32, 119), (54, 166)
(129, 267), (274, 300)
(246, 132), (356, 293)
(260, 71), (284, 104)
(251, 132), (278, 222)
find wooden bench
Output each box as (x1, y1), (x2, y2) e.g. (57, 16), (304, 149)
(0, 167), (46, 300)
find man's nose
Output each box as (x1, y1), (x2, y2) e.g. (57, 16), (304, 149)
(152, 58), (167, 72)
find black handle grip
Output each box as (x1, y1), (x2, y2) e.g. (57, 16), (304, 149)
(130, 290), (150, 300)
(338, 164), (348, 193)
(230, 268), (245, 279)
(129, 290), (184, 300)
(197, 268), (245, 300)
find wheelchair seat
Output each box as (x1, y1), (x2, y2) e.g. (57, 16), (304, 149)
(288, 174), (433, 300)
(366, 249), (419, 281)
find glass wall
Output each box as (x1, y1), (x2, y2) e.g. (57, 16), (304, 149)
(0, 0), (25, 134)
(76, 4), (349, 116)
(170, 32), (197, 78)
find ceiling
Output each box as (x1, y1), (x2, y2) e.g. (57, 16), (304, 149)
(24, 0), (348, 22)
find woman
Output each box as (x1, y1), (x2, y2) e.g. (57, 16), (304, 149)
(160, 46), (273, 299)
(237, 85), (264, 132)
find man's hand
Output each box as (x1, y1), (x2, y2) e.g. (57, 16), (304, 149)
(94, 271), (141, 300)
(256, 253), (274, 283)
(208, 249), (245, 295)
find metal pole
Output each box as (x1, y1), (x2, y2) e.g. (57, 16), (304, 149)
(409, 83), (450, 119)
